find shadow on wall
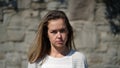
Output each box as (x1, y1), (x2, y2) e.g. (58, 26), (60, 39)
(104, 0), (120, 35)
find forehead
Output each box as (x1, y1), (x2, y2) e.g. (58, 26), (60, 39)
(48, 18), (66, 30)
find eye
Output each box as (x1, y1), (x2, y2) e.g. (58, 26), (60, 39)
(51, 30), (57, 34)
(60, 29), (67, 33)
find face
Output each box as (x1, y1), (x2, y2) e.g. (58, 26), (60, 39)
(47, 18), (68, 49)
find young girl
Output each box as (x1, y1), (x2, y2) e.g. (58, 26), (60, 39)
(28, 10), (88, 68)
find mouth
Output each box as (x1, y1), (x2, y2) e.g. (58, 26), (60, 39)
(56, 41), (64, 44)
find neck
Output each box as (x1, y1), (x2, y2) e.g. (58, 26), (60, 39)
(49, 46), (70, 58)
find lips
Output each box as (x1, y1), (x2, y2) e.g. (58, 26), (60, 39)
(56, 41), (64, 44)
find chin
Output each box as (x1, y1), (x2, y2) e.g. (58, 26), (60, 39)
(56, 44), (65, 48)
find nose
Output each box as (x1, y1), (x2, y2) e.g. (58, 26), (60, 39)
(57, 32), (62, 38)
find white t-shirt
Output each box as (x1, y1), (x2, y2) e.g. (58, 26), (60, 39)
(28, 50), (88, 68)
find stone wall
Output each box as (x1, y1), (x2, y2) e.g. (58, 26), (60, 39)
(0, 0), (120, 68)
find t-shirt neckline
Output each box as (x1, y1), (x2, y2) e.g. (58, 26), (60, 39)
(47, 49), (75, 60)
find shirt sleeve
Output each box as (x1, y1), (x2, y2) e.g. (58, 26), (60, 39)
(82, 55), (88, 68)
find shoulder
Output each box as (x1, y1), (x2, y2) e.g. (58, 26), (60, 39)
(28, 62), (36, 68)
(72, 50), (87, 64)
(72, 51), (88, 68)
(72, 51), (86, 60)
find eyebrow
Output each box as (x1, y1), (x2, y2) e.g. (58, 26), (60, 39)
(49, 27), (67, 31)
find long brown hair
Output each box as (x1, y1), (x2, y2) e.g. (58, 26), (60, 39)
(28, 10), (76, 63)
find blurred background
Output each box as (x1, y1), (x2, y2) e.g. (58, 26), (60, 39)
(0, 0), (120, 68)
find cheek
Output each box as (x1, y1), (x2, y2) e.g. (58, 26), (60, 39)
(63, 33), (68, 41)
(47, 32), (51, 40)
(66, 31), (68, 38)
(48, 33), (55, 42)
